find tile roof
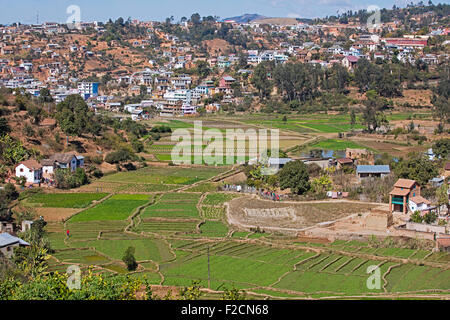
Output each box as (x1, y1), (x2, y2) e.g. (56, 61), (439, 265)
(445, 162), (450, 171)
(344, 55), (360, 62)
(410, 195), (431, 205)
(337, 158), (353, 164)
(46, 153), (76, 164)
(17, 160), (42, 170)
(389, 187), (411, 196)
(394, 179), (416, 189)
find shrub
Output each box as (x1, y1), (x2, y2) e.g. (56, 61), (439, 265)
(122, 246), (138, 271)
(54, 168), (89, 189)
(105, 148), (135, 164)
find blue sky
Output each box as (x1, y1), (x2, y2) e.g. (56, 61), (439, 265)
(0, 0), (447, 24)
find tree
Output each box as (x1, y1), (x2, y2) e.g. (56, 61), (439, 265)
(179, 280), (203, 300)
(432, 95), (449, 126)
(39, 88), (53, 103)
(139, 85), (147, 97)
(221, 286), (246, 300)
(394, 154), (439, 186)
(26, 105), (42, 125)
(122, 246), (137, 271)
(251, 62), (273, 100)
(0, 134), (28, 166)
(195, 60), (210, 79)
(279, 160), (310, 195)
(190, 13), (201, 25)
(410, 211), (423, 223)
(432, 63), (449, 125)
(310, 175), (333, 193)
(55, 95), (96, 137)
(53, 168), (89, 189)
(0, 117), (10, 136)
(361, 91), (389, 132)
(436, 184), (449, 213)
(350, 109), (356, 129)
(432, 139), (450, 159)
(354, 58), (377, 92)
(423, 211), (437, 224)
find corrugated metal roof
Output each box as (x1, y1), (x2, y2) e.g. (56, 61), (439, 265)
(0, 233), (30, 248)
(357, 165), (390, 174)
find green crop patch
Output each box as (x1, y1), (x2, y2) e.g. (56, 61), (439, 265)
(202, 193), (238, 206)
(69, 194), (151, 222)
(137, 219), (200, 235)
(26, 193), (108, 208)
(162, 254), (292, 288)
(99, 166), (227, 185)
(198, 221), (229, 238)
(309, 139), (370, 151)
(142, 193), (200, 219)
(69, 238), (172, 263)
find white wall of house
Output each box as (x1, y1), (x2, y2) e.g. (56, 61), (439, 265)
(15, 164), (42, 183)
(409, 200), (429, 212)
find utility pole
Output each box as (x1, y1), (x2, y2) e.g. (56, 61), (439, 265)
(207, 245), (211, 289)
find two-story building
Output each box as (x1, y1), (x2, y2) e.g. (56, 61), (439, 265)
(389, 179), (421, 214)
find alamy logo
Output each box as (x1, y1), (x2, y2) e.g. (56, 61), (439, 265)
(170, 121), (280, 174)
(366, 265), (381, 290)
(66, 265), (81, 290)
(366, 5), (381, 30)
(66, 5), (81, 29)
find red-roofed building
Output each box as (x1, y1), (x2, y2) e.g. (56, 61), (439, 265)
(15, 160), (42, 184)
(342, 55), (360, 69)
(336, 158), (353, 169)
(389, 179), (421, 214)
(383, 38), (428, 47)
(444, 162), (450, 178)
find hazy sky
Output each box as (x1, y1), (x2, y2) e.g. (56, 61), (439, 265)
(1, 0), (448, 24)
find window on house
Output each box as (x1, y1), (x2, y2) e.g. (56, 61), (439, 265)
(20, 168), (23, 172)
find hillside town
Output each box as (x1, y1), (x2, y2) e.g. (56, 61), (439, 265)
(0, 5), (449, 118)
(0, 2), (449, 301)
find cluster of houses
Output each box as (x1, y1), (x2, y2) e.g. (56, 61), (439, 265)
(0, 220), (33, 259)
(0, 16), (448, 120)
(251, 148), (450, 220)
(14, 153), (84, 184)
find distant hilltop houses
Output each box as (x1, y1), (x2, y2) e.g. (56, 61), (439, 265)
(0, 5), (448, 120)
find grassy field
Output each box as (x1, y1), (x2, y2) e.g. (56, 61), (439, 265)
(309, 139), (371, 151)
(26, 193), (108, 208)
(141, 193), (201, 219)
(100, 165), (227, 185)
(69, 194), (151, 222)
(42, 147), (449, 299)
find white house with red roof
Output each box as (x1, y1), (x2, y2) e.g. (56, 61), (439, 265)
(15, 160), (42, 183)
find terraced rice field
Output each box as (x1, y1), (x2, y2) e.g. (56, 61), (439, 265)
(99, 166), (227, 185)
(141, 193), (201, 219)
(69, 194), (151, 222)
(25, 192), (108, 208)
(41, 164), (449, 299)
